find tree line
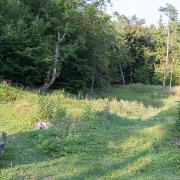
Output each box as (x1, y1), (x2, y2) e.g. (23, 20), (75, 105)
(0, 0), (179, 93)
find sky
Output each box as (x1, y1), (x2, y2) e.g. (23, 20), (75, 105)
(106, 0), (180, 25)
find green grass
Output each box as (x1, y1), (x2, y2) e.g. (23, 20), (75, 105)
(0, 83), (179, 179)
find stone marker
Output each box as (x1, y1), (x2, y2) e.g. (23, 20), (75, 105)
(0, 132), (7, 155)
(35, 122), (52, 130)
(0, 141), (5, 154)
(2, 132), (7, 142)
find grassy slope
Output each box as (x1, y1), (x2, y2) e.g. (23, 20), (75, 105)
(0, 84), (179, 180)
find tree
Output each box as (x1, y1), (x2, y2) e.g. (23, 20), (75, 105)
(40, 32), (66, 91)
(159, 3), (178, 90)
(0, 0), (52, 86)
(0, 0), (179, 93)
(109, 14), (130, 85)
(77, 4), (113, 93)
(123, 17), (155, 84)
(169, 21), (180, 87)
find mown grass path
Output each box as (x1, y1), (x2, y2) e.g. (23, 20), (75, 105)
(0, 84), (179, 179)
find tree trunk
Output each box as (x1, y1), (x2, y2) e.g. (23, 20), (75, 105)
(119, 64), (125, 85)
(163, 21), (170, 91)
(90, 63), (95, 93)
(169, 58), (175, 88)
(40, 32), (66, 92)
(130, 65), (133, 83)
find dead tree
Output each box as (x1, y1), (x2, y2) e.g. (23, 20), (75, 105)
(40, 31), (66, 92)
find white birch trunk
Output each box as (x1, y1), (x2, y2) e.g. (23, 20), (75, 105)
(40, 32), (66, 92)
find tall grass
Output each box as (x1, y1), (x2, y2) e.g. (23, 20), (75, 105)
(0, 83), (179, 179)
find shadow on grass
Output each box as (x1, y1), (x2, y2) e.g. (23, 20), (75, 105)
(0, 105), (178, 179)
(92, 85), (170, 108)
(70, 150), (150, 180)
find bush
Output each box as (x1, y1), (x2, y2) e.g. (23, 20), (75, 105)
(0, 82), (18, 102)
(82, 105), (96, 121)
(55, 105), (66, 119)
(37, 129), (66, 156)
(38, 95), (55, 120)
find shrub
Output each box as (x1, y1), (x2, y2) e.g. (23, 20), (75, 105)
(38, 95), (55, 120)
(55, 105), (66, 119)
(37, 129), (66, 156)
(82, 105), (96, 121)
(0, 82), (18, 102)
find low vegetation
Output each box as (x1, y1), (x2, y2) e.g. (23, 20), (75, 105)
(0, 83), (179, 179)
(0, 0), (179, 179)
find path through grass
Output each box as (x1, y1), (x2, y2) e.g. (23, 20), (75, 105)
(0, 84), (179, 179)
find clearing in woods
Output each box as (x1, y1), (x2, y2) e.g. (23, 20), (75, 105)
(0, 84), (179, 179)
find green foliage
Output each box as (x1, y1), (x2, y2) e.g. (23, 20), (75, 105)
(135, 65), (154, 83)
(0, 0), (179, 91)
(0, 82), (18, 102)
(174, 102), (180, 134)
(38, 95), (55, 120)
(0, 84), (179, 179)
(30, 128), (67, 157)
(55, 105), (66, 120)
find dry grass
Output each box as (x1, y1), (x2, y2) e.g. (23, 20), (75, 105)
(170, 86), (180, 97)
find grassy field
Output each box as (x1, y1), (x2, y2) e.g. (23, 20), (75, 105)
(0, 83), (179, 180)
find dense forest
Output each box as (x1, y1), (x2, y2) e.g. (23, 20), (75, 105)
(0, 1), (180, 179)
(0, 0), (180, 93)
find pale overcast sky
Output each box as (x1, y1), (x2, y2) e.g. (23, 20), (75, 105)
(106, 0), (180, 25)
